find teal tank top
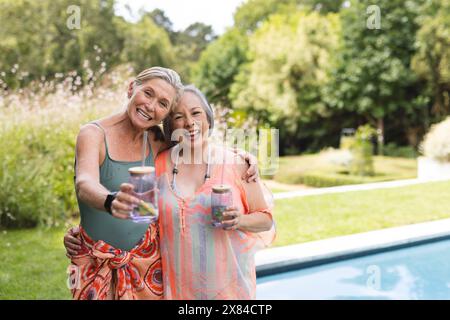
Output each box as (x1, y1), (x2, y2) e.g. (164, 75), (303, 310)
(76, 122), (153, 251)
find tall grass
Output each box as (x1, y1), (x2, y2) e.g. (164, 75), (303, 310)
(0, 64), (133, 228)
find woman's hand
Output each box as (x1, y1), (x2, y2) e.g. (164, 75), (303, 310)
(64, 226), (81, 259)
(221, 206), (244, 231)
(110, 183), (140, 220)
(220, 206), (273, 233)
(233, 148), (259, 183)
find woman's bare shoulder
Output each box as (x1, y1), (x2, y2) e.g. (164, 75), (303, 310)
(76, 121), (105, 149)
(95, 113), (124, 129)
(78, 122), (102, 137)
(79, 113), (125, 139)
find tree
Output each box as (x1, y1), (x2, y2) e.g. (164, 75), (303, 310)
(0, 0), (124, 88)
(139, 8), (215, 82)
(146, 8), (174, 33)
(145, 8), (176, 43)
(175, 23), (216, 61)
(193, 0), (308, 106)
(172, 22), (216, 82)
(233, 0), (345, 33)
(412, 0), (450, 119)
(229, 11), (340, 134)
(324, 0), (425, 151)
(233, 0), (300, 33)
(192, 28), (248, 106)
(304, 0), (347, 13)
(119, 15), (176, 74)
(143, 8), (217, 82)
(0, 0), (51, 88)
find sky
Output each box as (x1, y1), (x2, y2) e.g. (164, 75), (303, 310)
(115, 0), (246, 35)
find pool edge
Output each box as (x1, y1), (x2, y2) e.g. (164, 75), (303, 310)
(256, 218), (450, 277)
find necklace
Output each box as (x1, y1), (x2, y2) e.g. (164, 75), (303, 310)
(171, 144), (211, 192)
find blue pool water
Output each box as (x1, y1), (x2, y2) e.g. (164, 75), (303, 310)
(256, 238), (450, 299)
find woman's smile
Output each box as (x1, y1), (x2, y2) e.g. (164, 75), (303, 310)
(184, 127), (201, 141)
(136, 107), (153, 121)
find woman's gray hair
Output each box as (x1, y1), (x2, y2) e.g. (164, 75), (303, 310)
(163, 84), (215, 145)
(133, 66), (184, 109)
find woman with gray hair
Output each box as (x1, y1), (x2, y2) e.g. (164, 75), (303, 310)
(112, 85), (276, 299)
(64, 70), (259, 300)
(162, 85), (215, 144)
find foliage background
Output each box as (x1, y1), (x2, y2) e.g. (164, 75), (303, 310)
(0, 0), (449, 228)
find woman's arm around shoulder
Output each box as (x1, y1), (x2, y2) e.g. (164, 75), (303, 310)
(221, 161), (274, 233)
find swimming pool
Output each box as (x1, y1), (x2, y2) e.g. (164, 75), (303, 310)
(256, 237), (450, 299)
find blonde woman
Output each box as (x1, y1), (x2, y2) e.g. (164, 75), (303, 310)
(65, 69), (257, 300)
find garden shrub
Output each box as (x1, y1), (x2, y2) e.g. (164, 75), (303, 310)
(420, 117), (450, 162)
(349, 125), (376, 176)
(382, 143), (418, 159)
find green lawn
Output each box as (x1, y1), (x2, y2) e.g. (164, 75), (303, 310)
(269, 155), (417, 187)
(1, 180), (449, 299)
(273, 180), (450, 246)
(0, 228), (71, 300)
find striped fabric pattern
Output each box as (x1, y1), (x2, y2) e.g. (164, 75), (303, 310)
(155, 147), (275, 300)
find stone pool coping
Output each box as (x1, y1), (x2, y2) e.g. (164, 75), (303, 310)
(255, 218), (450, 277)
(273, 177), (450, 200)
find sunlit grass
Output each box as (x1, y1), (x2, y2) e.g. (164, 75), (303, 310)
(273, 180), (450, 246)
(271, 154), (417, 187)
(0, 227), (72, 300)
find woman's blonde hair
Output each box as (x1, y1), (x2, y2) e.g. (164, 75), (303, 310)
(133, 66), (184, 109)
(132, 67), (184, 142)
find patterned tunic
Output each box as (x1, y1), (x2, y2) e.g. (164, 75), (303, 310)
(155, 147), (275, 300)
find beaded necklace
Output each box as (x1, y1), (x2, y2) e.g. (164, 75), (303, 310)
(171, 143), (212, 193)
